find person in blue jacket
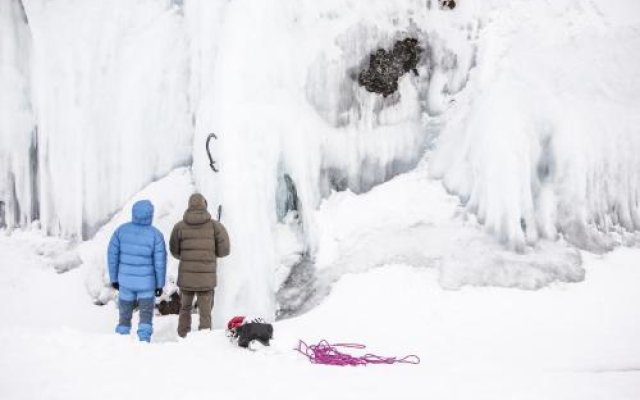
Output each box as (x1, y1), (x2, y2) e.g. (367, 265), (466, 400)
(107, 200), (167, 342)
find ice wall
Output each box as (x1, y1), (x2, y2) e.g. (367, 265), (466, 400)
(430, 0), (640, 253)
(185, 0), (480, 321)
(2, 0), (194, 239)
(3, 0), (449, 320)
(3, 0), (639, 322)
(185, 0), (640, 319)
(0, 0), (37, 228)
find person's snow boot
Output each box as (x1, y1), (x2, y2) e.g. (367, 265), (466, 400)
(137, 323), (153, 342)
(115, 324), (131, 335)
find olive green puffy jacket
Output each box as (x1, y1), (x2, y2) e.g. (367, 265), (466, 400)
(170, 193), (230, 291)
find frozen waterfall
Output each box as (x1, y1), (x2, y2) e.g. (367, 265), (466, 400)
(1, 0), (639, 322)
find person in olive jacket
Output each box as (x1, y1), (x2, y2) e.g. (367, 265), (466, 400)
(170, 193), (230, 338)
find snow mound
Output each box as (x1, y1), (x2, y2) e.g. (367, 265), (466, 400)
(3, 234), (640, 400)
(280, 164), (585, 315)
(79, 167), (194, 306)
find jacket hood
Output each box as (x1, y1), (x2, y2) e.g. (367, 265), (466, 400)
(184, 193), (211, 225)
(188, 193), (207, 210)
(132, 200), (154, 225)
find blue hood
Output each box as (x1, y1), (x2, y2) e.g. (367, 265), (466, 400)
(132, 200), (154, 225)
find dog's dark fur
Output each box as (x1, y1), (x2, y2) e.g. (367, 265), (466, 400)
(157, 291), (181, 315)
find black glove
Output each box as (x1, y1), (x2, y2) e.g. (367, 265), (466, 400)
(155, 288), (163, 297)
(111, 282), (119, 290)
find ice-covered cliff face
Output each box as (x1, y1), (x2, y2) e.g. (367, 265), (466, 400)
(430, 0), (640, 254)
(187, 0), (478, 318)
(0, 0), (36, 229)
(1, 0), (193, 238)
(1, 0), (639, 320)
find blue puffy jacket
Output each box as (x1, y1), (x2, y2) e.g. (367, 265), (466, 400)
(107, 200), (167, 291)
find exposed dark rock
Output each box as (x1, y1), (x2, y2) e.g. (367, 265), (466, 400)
(157, 291), (181, 315)
(358, 38), (424, 97)
(440, 0), (456, 10)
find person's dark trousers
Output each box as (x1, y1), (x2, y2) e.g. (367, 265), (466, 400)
(178, 289), (214, 338)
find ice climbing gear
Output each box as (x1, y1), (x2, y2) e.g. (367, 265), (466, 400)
(205, 132), (223, 221)
(206, 132), (219, 173)
(295, 340), (420, 366)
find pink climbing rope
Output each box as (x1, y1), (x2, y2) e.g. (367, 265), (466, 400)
(295, 340), (420, 366)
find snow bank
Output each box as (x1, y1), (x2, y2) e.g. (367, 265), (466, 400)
(307, 164), (584, 314)
(2, 228), (640, 399)
(79, 167), (194, 306)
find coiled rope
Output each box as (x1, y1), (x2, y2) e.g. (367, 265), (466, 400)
(296, 340), (420, 366)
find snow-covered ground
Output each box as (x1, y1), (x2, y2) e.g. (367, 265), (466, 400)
(1, 166), (639, 399)
(1, 226), (639, 399)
